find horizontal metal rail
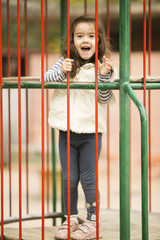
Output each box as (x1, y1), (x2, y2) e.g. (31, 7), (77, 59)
(2, 75), (160, 82)
(2, 81), (160, 90)
(0, 212), (63, 225)
(123, 82), (148, 240)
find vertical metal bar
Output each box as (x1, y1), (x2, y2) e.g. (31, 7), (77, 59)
(148, 0), (152, 212)
(60, 0), (67, 220)
(0, 0), (4, 239)
(106, 0), (110, 209)
(52, 128), (57, 226)
(142, 1), (149, 237)
(84, 0), (87, 15)
(95, 1), (99, 239)
(41, 0), (45, 239)
(24, 0), (28, 77)
(67, 1), (71, 239)
(7, 0), (10, 77)
(24, 0), (29, 215)
(143, 0), (146, 108)
(130, 0), (132, 209)
(119, 0), (130, 239)
(17, 0), (22, 238)
(124, 83), (149, 240)
(45, 0), (50, 214)
(7, 0), (12, 217)
(141, 105), (149, 240)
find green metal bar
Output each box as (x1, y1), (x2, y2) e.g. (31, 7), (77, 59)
(130, 83), (160, 90)
(3, 81), (160, 90)
(2, 82), (119, 89)
(119, 0), (130, 239)
(51, 128), (57, 226)
(124, 82), (148, 240)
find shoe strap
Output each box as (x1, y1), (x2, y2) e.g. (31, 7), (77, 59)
(58, 220), (77, 231)
(78, 221), (96, 234)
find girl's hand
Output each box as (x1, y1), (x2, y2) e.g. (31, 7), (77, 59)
(98, 56), (111, 75)
(62, 58), (74, 74)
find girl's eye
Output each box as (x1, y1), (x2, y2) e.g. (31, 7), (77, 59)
(89, 35), (95, 38)
(77, 35), (82, 38)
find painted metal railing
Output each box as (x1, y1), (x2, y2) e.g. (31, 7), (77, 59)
(124, 82), (148, 240)
(2, 78), (160, 240)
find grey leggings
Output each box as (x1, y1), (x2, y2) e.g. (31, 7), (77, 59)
(59, 130), (102, 220)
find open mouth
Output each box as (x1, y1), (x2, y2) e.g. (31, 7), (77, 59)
(81, 47), (91, 51)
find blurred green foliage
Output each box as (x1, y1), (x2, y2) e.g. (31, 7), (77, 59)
(2, 20), (60, 53)
(2, 0), (159, 52)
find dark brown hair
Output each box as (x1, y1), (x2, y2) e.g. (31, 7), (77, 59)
(63, 15), (108, 78)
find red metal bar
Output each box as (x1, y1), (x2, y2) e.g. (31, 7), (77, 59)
(84, 0), (87, 15)
(24, 0), (29, 215)
(17, 0), (22, 239)
(0, 1), (4, 239)
(143, 0), (146, 108)
(45, 0), (50, 214)
(106, 0), (110, 209)
(41, 0), (45, 239)
(95, 1), (99, 239)
(148, 0), (152, 212)
(7, 0), (12, 217)
(67, 1), (71, 239)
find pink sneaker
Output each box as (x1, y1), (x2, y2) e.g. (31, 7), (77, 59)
(71, 221), (103, 240)
(54, 220), (78, 240)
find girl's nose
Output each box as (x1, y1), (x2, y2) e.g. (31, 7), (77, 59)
(83, 36), (89, 42)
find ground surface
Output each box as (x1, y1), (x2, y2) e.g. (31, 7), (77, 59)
(1, 209), (160, 240)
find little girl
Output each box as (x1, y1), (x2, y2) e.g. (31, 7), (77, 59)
(44, 15), (115, 240)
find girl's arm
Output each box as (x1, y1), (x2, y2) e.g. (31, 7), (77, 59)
(98, 56), (115, 104)
(98, 72), (113, 104)
(44, 57), (66, 82)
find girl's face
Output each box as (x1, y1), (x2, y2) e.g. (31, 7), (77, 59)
(74, 22), (95, 60)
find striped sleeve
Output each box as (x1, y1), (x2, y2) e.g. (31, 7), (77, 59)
(44, 57), (67, 82)
(98, 71), (113, 104)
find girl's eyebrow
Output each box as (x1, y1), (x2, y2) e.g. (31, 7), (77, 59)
(74, 31), (95, 35)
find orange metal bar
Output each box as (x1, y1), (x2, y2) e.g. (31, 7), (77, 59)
(45, 0), (50, 214)
(24, 0), (29, 215)
(7, 0), (12, 217)
(148, 0), (152, 212)
(143, 0), (146, 108)
(95, 1), (99, 239)
(0, 1), (4, 239)
(67, 1), (71, 239)
(106, 0), (110, 209)
(41, 0), (45, 239)
(17, 0), (22, 239)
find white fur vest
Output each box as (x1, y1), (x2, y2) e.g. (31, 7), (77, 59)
(48, 63), (113, 133)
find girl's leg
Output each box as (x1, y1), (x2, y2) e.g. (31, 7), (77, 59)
(59, 130), (79, 216)
(71, 133), (103, 240)
(79, 133), (102, 221)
